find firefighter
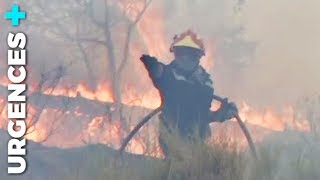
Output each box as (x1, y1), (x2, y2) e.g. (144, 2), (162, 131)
(140, 30), (238, 157)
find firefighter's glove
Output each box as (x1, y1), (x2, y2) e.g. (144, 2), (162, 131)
(140, 54), (157, 65)
(219, 98), (239, 121)
(140, 54), (163, 78)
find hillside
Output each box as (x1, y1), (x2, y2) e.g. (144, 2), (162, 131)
(1, 128), (320, 180)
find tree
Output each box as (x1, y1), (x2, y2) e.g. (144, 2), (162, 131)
(20, 0), (153, 124)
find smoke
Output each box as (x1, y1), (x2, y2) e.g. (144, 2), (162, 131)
(160, 0), (320, 108)
(237, 0), (320, 107)
(1, 0), (319, 109)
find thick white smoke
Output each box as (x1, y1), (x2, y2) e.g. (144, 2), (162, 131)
(161, 0), (320, 108)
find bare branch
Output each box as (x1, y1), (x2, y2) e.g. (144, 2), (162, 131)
(117, 0), (153, 75)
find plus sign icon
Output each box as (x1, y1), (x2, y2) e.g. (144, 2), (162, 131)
(5, 4), (26, 26)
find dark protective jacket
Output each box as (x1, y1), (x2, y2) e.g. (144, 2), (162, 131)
(141, 56), (227, 140)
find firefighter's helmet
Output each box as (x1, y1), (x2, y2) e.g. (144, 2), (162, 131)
(170, 30), (205, 56)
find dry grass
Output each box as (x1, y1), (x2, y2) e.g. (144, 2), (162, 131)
(1, 129), (320, 180)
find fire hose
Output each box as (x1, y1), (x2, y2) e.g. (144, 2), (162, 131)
(211, 94), (258, 159)
(118, 94), (258, 159)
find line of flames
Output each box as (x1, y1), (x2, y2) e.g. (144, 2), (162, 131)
(0, 77), (310, 158)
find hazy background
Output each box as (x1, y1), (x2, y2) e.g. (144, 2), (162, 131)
(236, 0), (320, 107)
(168, 0), (320, 108)
(0, 0), (319, 109)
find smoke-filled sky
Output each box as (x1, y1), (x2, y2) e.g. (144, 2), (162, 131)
(1, 0), (319, 109)
(234, 0), (320, 107)
(157, 0), (320, 108)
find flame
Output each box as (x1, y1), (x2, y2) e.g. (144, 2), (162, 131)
(0, 73), (311, 157)
(136, 2), (170, 60)
(42, 81), (114, 103)
(238, 102), (309, 132)
(84, 116), (147, 154)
